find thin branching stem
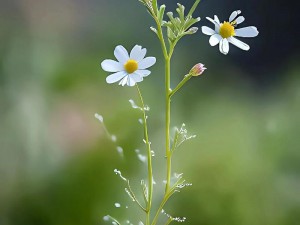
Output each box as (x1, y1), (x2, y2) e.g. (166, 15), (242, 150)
(137, 2), (201, 225)
(154, 16), (168, 59)
(169, 74), (192, 98)
(170, 129), (180, 154)
(187, 0), (201, 18)
(136, 84), (153, 225)
(127, 180), (147, 212)
(106, 215), (121, 225)
(141, 180), (149, 206)
(164, 218), (173, 225)
(151, 177), (183, 225)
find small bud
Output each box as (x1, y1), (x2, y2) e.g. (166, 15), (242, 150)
(161, 21), (167, 26)
(189, 63), (207, 76)
(166, 12), (173, 17)
(150, 26), (157, 34)
(186, 27), (198, 34)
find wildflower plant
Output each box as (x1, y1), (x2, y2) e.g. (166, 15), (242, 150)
(98, 1), (258, 225)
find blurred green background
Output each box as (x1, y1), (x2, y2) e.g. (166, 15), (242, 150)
(1, 0), (299, 225)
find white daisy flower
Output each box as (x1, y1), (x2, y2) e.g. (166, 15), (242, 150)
(101, 45), (156, 86)
(201, 10), (259, 55)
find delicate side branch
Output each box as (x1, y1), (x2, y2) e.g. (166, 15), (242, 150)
(136, 84), (153, 225)
(126, 180), (147, 212)
(169, 74), (192, 98)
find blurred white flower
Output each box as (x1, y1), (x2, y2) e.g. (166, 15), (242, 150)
(101, 45), (156, 86)
(201, 10), (259, 55)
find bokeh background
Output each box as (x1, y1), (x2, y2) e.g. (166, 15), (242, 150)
(1, 0), (299, 225)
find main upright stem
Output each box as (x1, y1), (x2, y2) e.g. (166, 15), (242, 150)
(146, 1), (202, 224)
(165, 56), (171, 193)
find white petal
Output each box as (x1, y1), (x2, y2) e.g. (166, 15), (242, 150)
(101, 60), (123, 72)
(130, 45), (147, 62)
(106, 71), (127, 84)
(229, 10), (241, 22)
(219, 38), (229, 55)
(201, 26), (216, 35)
(214, 15), (220, 24)
(235, 16), (245, 24)
(114, 45), (129, 63)
(127, 77), (136, 86)
(130, 73), (143, 82)
(235, 26), (259, 37)
(119, 76), (128, 86)
(138, 57), (156, 69)
(209, 34), (222, 46)
(135, 69), (151, 77)
(206, 17), (220, 31)
(228, 37), (250, 51)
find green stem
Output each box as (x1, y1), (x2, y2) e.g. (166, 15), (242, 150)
(151, 0), (158, 12)
(106, 215), (121, 225)
(150, 190), (172, 225)
(154, 16), (168, 59)
(127, 180), (147, 212)
(165, 56), (171, 193)
(136, 84), (153, 225)
(169, 40), (178, 57)
(169, 74), (192, 98)
(151, 177), (184, 225)
(187, 0), (201, 18)
(164, 218), (173, 225)
(170, 128), (180, 154)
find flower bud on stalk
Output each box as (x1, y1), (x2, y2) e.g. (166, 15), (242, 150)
(189, 63), (206, 76)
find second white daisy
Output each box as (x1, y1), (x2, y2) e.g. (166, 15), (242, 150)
(101, 45), (156, 87)
(201, 10), (259, 55)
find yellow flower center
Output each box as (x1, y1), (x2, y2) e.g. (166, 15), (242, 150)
(124, 59), (138, 74)
(219, 22), (235, 38)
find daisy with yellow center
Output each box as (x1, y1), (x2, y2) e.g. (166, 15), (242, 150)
(101, 45), (156, 86)
(201, 10), (259, 55)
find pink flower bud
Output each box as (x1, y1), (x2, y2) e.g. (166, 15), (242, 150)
(189, 63), (207, 76)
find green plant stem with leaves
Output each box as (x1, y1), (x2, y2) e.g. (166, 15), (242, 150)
(138, 1), (202, 225)
(108, 1), (202, 225)
(102, 0), (259, 224)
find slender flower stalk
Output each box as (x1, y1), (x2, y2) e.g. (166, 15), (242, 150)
(153, 16), (168, 59)
(165, 56), (171, 193)
(187, 0), (201, 18)
(170, 63), (206, 98)
(151, 0), (204, 222)
(163, 0), (202, 194)
(165, 218), (173, 225)
(136, 84), (153, 225)
(169, 74), (191, 98)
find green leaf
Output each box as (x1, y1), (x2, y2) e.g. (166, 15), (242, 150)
(168, 12), (182, 33)
(176, 3), (185, 22)
(183, 16), (201, 30)
(158, 4), (166, 24)
(152, 0), (158, 13)
(150, 26), (158, 34)
(167, 26), (176, 42)
(184, 27), (198, 35)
